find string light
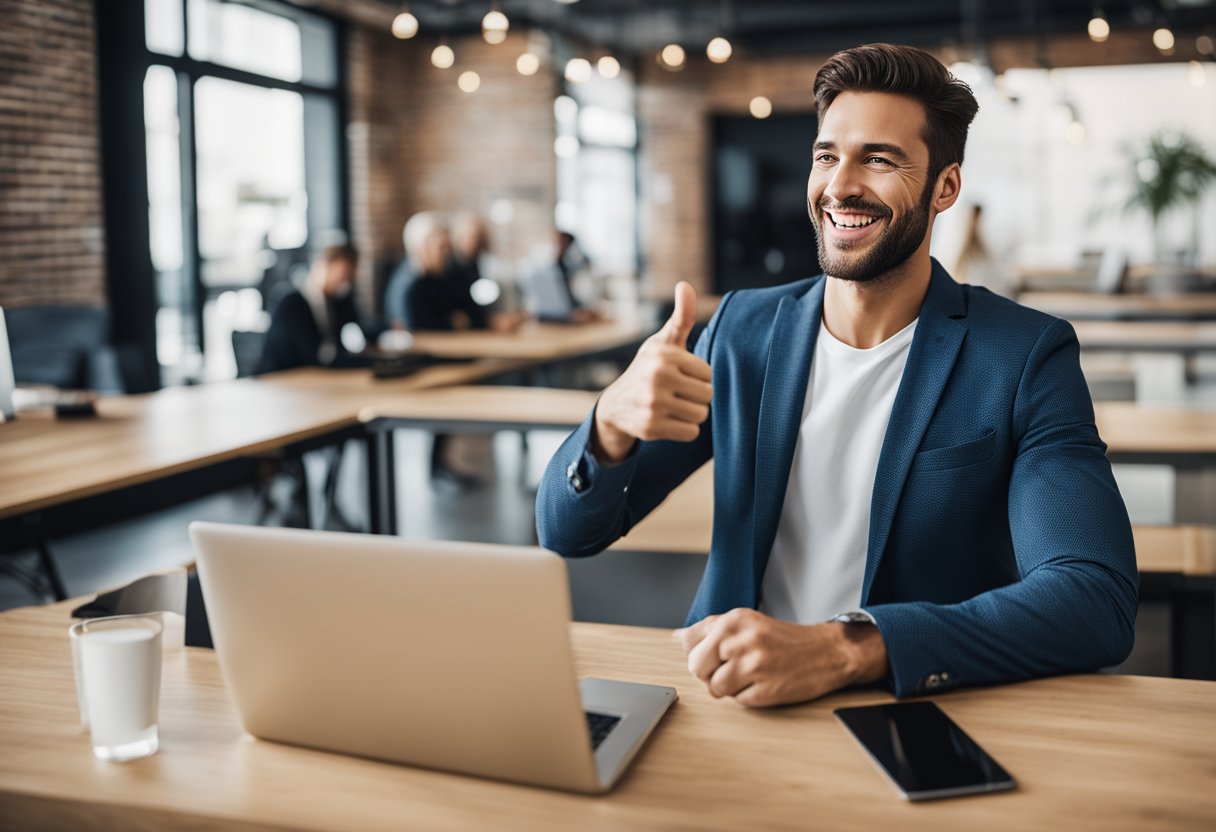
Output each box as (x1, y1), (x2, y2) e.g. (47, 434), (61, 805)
(482, 7), (509, 45)
(1153, 27), (1175, 54)
(391, 10), (419, 40)
(431, 44), (454, 69)
(749, 96), (772, 119)
(458, 70), (481, 93)
(516, 52), (540, 76)
(660, 44), (685, 69)
(598, 55), (620, 78)
(1086, 12), (1109, 43)
(1198, 35), (1214, 56)
(565, 58), (592, 83)
(707, 36), (733, 63)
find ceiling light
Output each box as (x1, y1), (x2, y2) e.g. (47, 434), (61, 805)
(391, 11), (419, 40)
(1153, 27), (1175, 53)
(458, 70), (481, 93)
(1065, 121), (1086, 145)
(749, 96), (772, 119)
(565, 58), (592, 83)
(482, 8), (509, 44)
(707, 36), (732, 63)
(431, 44), (454, 69)
(660, 44), (685, 69)
(1087, 14), (1109, 43)
(516, 52), (540, 76)
(1198, 35), (1214, 56)
(598, 55), (620, 78)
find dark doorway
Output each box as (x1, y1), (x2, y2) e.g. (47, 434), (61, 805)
(711, 113), (820, 294)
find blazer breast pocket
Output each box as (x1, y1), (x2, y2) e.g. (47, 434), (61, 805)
(913, 430), (997, 473)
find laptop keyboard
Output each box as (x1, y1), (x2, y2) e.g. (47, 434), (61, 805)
(585, 711), (621, 750)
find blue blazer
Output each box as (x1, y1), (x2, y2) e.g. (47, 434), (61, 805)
(536, 261), (1138, 697)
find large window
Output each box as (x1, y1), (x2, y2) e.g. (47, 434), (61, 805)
(555, 63), (640, 280)
(140, 0), (345, 384)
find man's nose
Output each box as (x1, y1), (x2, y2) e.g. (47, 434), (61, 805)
(823, 163), (865, 205)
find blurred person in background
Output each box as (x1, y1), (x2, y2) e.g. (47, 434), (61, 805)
(450, 211), (526, 333)
(383, 212), (485, 332)
(523, 230), (601, 324)
(257, 243), (375, 374)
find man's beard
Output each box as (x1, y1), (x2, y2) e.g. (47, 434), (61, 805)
(810, 178), (934, 283)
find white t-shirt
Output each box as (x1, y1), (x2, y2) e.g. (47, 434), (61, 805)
(759, 317), (917, 624)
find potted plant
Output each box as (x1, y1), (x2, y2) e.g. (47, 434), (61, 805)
(1123, 131), (1216, 290)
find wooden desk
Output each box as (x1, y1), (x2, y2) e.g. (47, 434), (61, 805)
(1, 600), (1213, 831)
(1073, 321), (1216, 354)
(408, 319), (651, 362)
(1020, 291), (1216, 321)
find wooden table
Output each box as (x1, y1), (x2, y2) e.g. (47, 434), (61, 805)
(408, 319), (651, 361)
(1072, 321), (1216, 354)
(1, 600), (1213, 831)
(1020, 291), (1216, 321)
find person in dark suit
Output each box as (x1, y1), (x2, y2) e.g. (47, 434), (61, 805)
(536, 44), (1136, 707)
(257, 244), (373, 374)
(383, 212), (487, 333)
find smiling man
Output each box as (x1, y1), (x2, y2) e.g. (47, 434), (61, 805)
(536, 44), (1137, 706)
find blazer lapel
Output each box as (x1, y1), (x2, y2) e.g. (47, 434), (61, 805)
(750, 279), (824, 603)
(861, 262), (969, 603)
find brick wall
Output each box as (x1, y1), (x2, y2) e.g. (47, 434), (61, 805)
(637, 54), (825, 299)
(346, 27), (558, 311)
(0, 0), (106, 308)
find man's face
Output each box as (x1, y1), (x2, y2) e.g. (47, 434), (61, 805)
(322, 259), (355, 299)
(807, 91), (937, 283)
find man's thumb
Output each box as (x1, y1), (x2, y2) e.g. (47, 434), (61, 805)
(659, 281), (698, 348)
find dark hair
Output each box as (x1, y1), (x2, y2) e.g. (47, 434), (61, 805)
(319, 243), (359, 267)
(813, 43), (979, 180)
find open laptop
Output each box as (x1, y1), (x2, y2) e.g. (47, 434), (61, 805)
(188, 522), (676, 793)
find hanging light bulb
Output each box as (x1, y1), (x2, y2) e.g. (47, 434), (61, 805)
(1065, 121), (1086, 145)
(565, 58), (592, 83)
(482, 7), (509, 45)
(431, 44), (455, 69)
(749, 96), (772, 119)
(392, 9), (419, 40)
(707, 36), (733, 63)
(1153, 27), (1175, 54)
(598, 55), (620, 78)
(1198, 35), (1214, 56)
(516, 52), (540, 76)
(659, 44), (685, 69)
(458, 70), (481, 93)
(1086, 12), (1109, 43)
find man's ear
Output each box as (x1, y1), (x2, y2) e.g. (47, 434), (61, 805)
(932, 163), (963, 214)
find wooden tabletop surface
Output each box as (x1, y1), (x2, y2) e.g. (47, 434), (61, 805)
(1, 599), (1213, 831)
(1020, 291), (1216, 320)
(4, 378), (1214, 520)
(407, 319), (651, 361)
(1072, 320), (1216, 351)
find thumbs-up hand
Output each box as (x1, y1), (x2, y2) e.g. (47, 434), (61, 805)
(592, 282), (713, 465)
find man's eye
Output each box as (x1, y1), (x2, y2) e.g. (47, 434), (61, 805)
(815, 154), (836, 163)
(866, 156), (894, 166)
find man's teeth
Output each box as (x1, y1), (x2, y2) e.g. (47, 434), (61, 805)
(831, 214), (877, 228)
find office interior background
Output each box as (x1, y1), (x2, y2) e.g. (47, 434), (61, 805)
(2, 0), (1215, 680)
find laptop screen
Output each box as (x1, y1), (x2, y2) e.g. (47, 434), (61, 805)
(0, 308), (15, 420)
